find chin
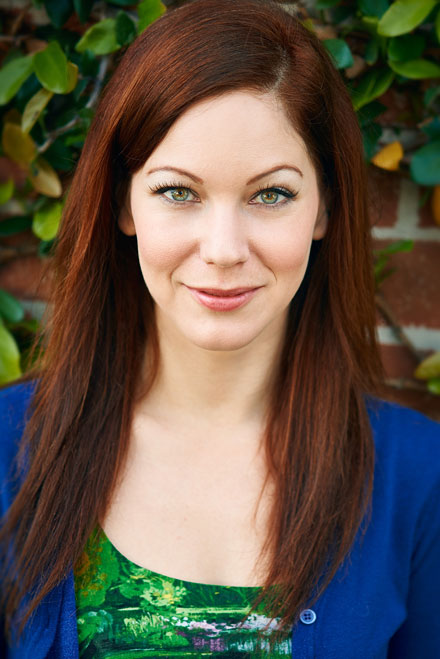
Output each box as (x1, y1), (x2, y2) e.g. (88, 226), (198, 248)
(184, 326), (262, 352)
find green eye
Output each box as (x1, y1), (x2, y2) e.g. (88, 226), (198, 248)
(260, 190), (279, 204)
(149, 183), (199, 204)
(167, 188), (190, 202)
(252, 186), (296, 206)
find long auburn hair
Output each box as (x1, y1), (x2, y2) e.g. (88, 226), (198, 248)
(1, 0), (383, 641)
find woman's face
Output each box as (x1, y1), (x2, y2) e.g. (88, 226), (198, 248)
(119, 90), (327, 352)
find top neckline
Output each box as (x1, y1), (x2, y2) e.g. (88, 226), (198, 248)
(97, 526), (264, 591)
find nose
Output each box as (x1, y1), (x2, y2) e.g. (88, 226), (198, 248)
(199, 206), (250, 267)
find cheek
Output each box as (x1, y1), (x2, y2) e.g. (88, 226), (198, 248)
(259, 220), (315, 277)
(134, 223), (191, 276)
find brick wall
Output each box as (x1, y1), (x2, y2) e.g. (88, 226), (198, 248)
(370, 168), (440, 419)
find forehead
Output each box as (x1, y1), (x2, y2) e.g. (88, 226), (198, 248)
(140, 90), (316, 182)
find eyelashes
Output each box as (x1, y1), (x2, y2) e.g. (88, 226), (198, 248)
(148, 180), (193, 194)
(148, 181), (199, 204)
(252, 184), (298, 205)
(148, 180), (299, 207)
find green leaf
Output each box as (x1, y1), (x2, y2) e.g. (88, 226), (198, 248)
(78, 50), (99, 77)
(357, 0), (389, 18)
(424, 84), (440, 106)
(436, 7), (440, 42)
(34, 42), (70, 93)
(387, 34), (425, 62)
(361, 15), (380, 34)
(378, 0), (438, 37)
(352, 68), (394, 110)
(323, 39), (354, 69)
(364, 38), (379, 64)
(73, 0), (94, 23)
(0, 179), (14, 205)
(358, 100), (386, 125)
(0, 290), (25, 324)
(415, 351), (440, 379)
(410, 140), (440, 185)
(374, 239), (413, 258)
(21, 87), (53, 133)
(65, 62), (79, 94)
(32, 200), (63, 240)
(0, 215), (32, 236)
(43, 0), (74, 28)
(38, 238), (56, 257)
(427, 377), (440, 394)
(362, 121), (382, 160)
(0, 55), (34, 106)
(137, 0), (166, 34)
(2, 123), (37, 166)
(75, 19), (119, 55)
(316, 0), (341, 7)
(116, 11), (136, 46)
(0, 321), (22, 385)
(374, 241), (412, 284)
(64, 133), (85, 147)
(389, 58), (440, 79)
(422, 117), (440, 139)
(44, 139), (73, 171)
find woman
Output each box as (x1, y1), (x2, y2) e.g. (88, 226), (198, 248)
(1, 0), (439, 656)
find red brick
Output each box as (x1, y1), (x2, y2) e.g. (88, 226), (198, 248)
(374, 241), (440, 327)
(0, 255), (52, 300)
(379, 343), (419, 380)
(368, 167), (400, 228)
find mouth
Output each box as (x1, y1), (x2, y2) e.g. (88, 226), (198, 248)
(185, 285), (262, 311)
(191, 287), (260, 297)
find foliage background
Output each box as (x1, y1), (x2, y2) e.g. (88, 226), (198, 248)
(0, 0), (439, 399)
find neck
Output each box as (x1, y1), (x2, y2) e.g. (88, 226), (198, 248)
(138, 312), (287, 431)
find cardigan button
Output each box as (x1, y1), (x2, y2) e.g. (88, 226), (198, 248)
(299, 609), (317, 625)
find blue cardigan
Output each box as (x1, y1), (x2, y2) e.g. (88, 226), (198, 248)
(1, 382), (440, 658)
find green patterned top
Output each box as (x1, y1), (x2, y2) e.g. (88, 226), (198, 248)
(74, 527), (292, 657)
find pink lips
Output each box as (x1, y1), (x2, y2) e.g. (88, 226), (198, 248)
(186, 286), (261, 311)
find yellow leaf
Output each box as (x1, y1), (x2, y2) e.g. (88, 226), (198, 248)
(64, 62), (78, 94)
(2, 122), (36, 167)
(371, 141), (404, 171)
(22, 88), (53, 134)
(432, 185), (440, 226)
(29, 156), (62, 197)
(414, 351), (440, 380)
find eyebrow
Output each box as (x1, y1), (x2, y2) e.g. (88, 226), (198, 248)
(247, 164), (303, 183)
(146, 164), (303, 184)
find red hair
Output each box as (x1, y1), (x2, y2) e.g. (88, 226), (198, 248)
(1, 0), (383, 642)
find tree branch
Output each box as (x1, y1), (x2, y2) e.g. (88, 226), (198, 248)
(375, 292), (424, 361)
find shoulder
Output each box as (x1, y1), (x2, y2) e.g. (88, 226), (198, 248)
(366, 398), (440, 539)
(363, 400), (440, 656)
(367, 396), (440, 440)
(367, 397), (440, 480)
